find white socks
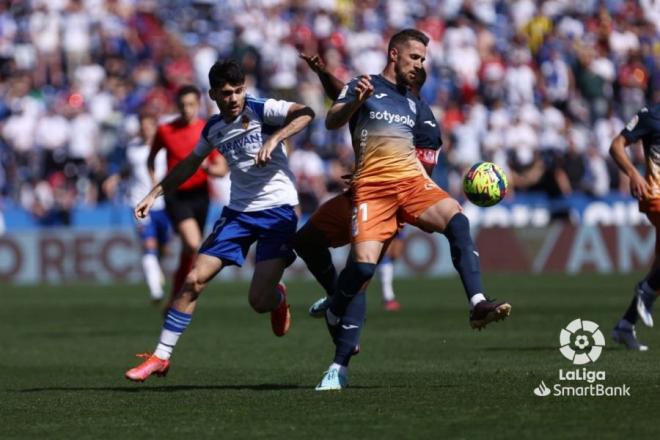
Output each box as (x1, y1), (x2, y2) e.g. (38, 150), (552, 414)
(379, 262), (395, 301)
(154, 329), (180, 360)
(142, 253), (164, 300)
(470, 293), (487, 308)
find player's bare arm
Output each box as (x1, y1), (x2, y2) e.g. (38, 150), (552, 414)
(135, 152), (206, 219)
(203, 154), (229, 177)
(255, 103), (315, 166)
(146, 142), (162, 186)
(325, 75), (374, 130)
(299, 53), (345, 100)
(609, 134), (650, 200)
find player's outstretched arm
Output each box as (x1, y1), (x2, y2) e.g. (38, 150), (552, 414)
(255, 103), (315, 167)
(325, 75), (373, 130)
(609, 134), (650, 200)
(203, 154), (229, 177)
(299, 53), (345, 100)
(134, 152), (205, 219)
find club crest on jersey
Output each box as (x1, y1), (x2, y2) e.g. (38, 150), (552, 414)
(407, 98), (416, 114)
(626, 114), (639, 131)
(241, 115), (250, 130)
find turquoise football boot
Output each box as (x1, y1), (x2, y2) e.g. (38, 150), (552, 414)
(315, 367), (347, 391)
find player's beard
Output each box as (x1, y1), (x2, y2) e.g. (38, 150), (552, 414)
(394, 63), (415, 88)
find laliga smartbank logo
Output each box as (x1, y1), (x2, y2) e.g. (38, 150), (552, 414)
(559, 318), (605, 365)
(532, 318), (630, 398)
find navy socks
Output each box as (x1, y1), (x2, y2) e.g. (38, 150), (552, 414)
(443, 213), (484, 301)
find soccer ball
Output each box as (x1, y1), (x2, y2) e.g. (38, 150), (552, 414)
(463, 162), (508, 207)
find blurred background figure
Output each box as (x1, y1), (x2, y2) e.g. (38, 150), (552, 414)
(104, 111), (170, 303)
(0, 0), (658, 291)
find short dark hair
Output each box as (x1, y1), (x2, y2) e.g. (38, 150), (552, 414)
(176, 85), (201, 102)
(208, 60), (245, 89)
(388, 29), (429, 53)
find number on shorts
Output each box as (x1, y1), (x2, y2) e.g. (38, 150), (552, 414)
(359, 203), (368, 222)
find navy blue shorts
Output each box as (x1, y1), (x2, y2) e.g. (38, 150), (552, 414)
(199, 205), (298, 267)
(136, 208), (172, 245)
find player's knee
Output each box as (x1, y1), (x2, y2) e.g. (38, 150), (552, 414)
(182, 271), (206, 298)
(349, 261), (378, 284)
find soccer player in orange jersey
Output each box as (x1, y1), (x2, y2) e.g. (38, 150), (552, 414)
(295, 53), (439, 316)
(314, 29), (511, 390)
(611, 103), (660, 351)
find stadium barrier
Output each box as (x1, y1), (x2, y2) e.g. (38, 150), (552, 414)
(0, 223), (653, 284)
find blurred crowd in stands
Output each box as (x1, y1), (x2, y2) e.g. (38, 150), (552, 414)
(0, 0), (658, 225)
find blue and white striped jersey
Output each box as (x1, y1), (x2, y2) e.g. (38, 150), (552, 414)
(194, 96), (299, 212)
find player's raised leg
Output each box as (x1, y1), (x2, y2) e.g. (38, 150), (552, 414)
(125, 254), (224, 382)
(415, 192), (511, 330)
(248, 257), (291, 336)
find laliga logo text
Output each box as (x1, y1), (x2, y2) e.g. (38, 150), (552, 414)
(532, 318), (630, 398)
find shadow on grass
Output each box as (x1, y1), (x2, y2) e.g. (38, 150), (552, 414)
(12, 383), (398, 393)
(481, 346), (556, 352)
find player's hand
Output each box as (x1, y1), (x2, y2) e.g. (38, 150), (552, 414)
(299, 53), (325, 73)
(134, 194), (155, 220)
(354, 75), (374, 103)
(629, 172), (651, 200)
(255, 138), (278, 167)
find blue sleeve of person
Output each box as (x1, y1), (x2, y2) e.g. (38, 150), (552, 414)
(621, 107), (651, 143)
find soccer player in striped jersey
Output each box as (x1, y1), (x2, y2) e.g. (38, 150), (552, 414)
(125, 60), (314, 382)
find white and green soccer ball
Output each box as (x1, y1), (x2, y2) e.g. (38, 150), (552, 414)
(462, 162), (508, 207)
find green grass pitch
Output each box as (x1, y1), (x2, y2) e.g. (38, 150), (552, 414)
(2, 274), (659, 439)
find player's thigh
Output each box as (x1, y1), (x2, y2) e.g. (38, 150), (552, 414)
(248, 258), (287, 304)
(188, 253), (225, 286)
(416, 198), (463, 233)
(305, 193), (352, 248)
(294, 221), (332, 250)
(199, 210), (255, 268)
(351, 240), (385, 264)
(177, 218), (203, 250)
(646, 212), (660, 258)
(352, 189), (399, 245)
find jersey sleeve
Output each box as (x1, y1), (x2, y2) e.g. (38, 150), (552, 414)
(150, 126), (165, 155)
(193, 120), (215, 157)
(621, 108), (652, 143)
(334, 77), (360, 105)
(413, 100), (443, 150)
(262, 99), (293, 126)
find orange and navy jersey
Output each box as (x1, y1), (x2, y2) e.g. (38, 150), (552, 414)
(621, 104), (660, 205)
(336, 74), (424, 183)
